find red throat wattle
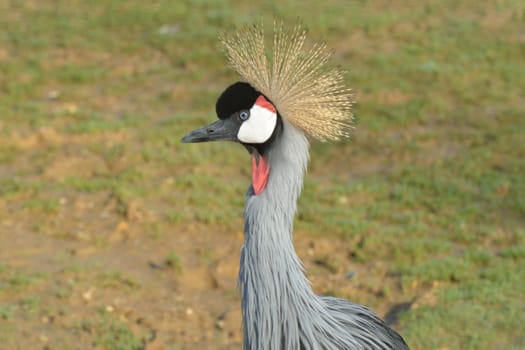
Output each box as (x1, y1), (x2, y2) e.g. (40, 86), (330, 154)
(251, 153), (270, 195)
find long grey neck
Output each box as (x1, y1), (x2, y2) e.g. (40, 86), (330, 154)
(237, 122), (409, 350)
(239, 121), (311, 349)
(239, 122), (356, 350)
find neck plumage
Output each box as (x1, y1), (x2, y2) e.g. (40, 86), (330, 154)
(237, 122), (408, 350)
(239, 121), (311, 350)
(240, 121), (349, 350)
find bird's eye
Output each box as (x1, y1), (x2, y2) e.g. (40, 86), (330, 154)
(239, 111), (250, 121)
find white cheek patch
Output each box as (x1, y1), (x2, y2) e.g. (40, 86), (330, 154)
(238, 95), (277, 144)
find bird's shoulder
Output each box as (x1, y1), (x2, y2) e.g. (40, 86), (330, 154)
(320, 296), (410, 350)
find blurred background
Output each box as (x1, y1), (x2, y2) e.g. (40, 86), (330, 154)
(0, 1), (524, 349)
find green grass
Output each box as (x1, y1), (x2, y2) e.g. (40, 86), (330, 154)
(0, 304), (17, 320)
(164, 251), (184, 273)
(81, 314), (144, 350)
(94, 321), (143, 350)
(0, 269), (48, 290)
(0, 1), (524, 349)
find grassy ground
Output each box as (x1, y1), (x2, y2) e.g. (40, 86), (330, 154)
(1, 1), (524, 349)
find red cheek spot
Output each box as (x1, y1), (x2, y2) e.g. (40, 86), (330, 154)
(255, 95), (276, 113)
(251, 153), (270, 195)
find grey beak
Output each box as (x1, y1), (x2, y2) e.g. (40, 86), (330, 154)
(181, 118), (238, 143)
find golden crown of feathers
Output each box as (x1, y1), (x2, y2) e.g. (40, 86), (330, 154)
(219, 22), (355, 141)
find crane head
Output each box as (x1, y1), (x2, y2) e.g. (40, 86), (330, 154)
(182, 23), (354, 196)
(182, 23), (355, 147)
(181, 81), (281, 151)
(182, 81), (281, 195)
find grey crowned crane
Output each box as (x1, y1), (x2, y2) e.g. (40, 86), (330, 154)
(182, 23), (410, 350)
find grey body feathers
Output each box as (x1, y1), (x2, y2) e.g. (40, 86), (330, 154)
(239, 121), (409, 350)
